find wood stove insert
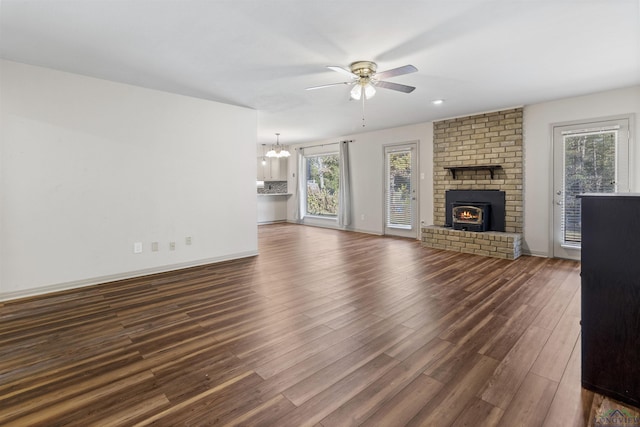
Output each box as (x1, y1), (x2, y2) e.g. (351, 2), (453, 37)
(445, 190), (506, 232)
(452, 202), (490, 232)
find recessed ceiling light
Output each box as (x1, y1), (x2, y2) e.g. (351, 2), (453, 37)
(432, 99), (444, 105)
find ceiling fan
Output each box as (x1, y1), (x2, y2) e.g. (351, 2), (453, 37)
(306, 60), (418, 101)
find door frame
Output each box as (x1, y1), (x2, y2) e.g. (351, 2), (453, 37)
(382, 140), (419, 239)
(549, 114), (634, 259)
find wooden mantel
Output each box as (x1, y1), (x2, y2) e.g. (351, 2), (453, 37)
(444, 164), (502, 180)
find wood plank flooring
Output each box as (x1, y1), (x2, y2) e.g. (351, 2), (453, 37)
(1, 223), (639, 426)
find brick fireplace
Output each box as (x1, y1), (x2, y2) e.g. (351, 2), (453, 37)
(422, 108), (523, 259)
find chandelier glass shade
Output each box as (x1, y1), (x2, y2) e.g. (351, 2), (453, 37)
(265, 133), (290, 158)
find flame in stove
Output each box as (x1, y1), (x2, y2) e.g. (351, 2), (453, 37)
(459, 210), (477, 220)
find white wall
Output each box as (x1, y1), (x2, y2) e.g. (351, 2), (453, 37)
(286, 122), (433, 236)
(523, 85), (640, 256)
(0, 60), (258, 300)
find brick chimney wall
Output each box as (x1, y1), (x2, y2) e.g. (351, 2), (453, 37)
(433, 108), (524, 234)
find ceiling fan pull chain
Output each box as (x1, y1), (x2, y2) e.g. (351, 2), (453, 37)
(361, 94), (366, 127)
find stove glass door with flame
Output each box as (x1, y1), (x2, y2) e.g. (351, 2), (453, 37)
(453, 206), (482, 224)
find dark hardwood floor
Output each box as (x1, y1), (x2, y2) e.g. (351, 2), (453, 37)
(1, 223), (638, 426)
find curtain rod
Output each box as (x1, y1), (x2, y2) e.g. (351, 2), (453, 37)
(295, 139), (354, 150)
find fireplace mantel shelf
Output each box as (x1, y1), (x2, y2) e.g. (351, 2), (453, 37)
(445, 165), (502, 180)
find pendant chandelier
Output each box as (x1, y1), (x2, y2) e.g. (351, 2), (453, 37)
(265, 133), (290, 158)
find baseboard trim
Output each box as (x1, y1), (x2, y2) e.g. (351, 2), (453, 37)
(0, 250), (259, 302)
(521, 249), (550, 258)
(284, 219), (383, 236)
(349, 227), (384, 236)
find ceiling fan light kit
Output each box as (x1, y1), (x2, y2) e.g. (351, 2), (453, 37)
(350, 83), (377, 101)
(349, 61), (377, 101)
(306, 60), (417, 126)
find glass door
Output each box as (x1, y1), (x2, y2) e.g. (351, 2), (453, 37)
(552, 117), (631, 259)
(384, 142), (418, 238)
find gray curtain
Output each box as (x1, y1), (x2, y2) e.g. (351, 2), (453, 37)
(293, 149), (304, 222)
(338, 140), (352, 227)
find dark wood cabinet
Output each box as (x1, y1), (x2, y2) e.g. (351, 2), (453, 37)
(579, 193), (640, 407)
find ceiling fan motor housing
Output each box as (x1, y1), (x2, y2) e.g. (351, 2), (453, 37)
(350, 61), (377, 78)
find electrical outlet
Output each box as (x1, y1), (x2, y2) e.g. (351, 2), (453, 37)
(169, 241), (176, 251)
(185, 236), (192, 245)
(151, 242), (159, 252)
(133, 242), (143, 254)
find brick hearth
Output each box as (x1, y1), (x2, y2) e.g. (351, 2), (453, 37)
(422, 226), (522, 260)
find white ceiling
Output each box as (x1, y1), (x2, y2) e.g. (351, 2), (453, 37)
(1, 0), (639, 144)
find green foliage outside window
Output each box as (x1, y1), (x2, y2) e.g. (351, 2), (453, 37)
(388, 152), (412, 226)
(306, 154), (339, 216)
(564, 131), (616, 242)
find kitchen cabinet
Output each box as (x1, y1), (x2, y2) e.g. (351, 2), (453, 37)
(257, 157), (287, 181)
(579, 193), (640, 408)
(257, 194), (289, 223)
(256, 158), (268, 181)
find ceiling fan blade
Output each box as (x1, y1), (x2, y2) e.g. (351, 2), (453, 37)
(305, 81), (353, 91)
(373, 80), (416, 93)
(375, 64), (418, 80)
(327, 66), (357, 78)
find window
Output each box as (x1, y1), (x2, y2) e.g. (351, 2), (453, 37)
(305, 153), (340, 217)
